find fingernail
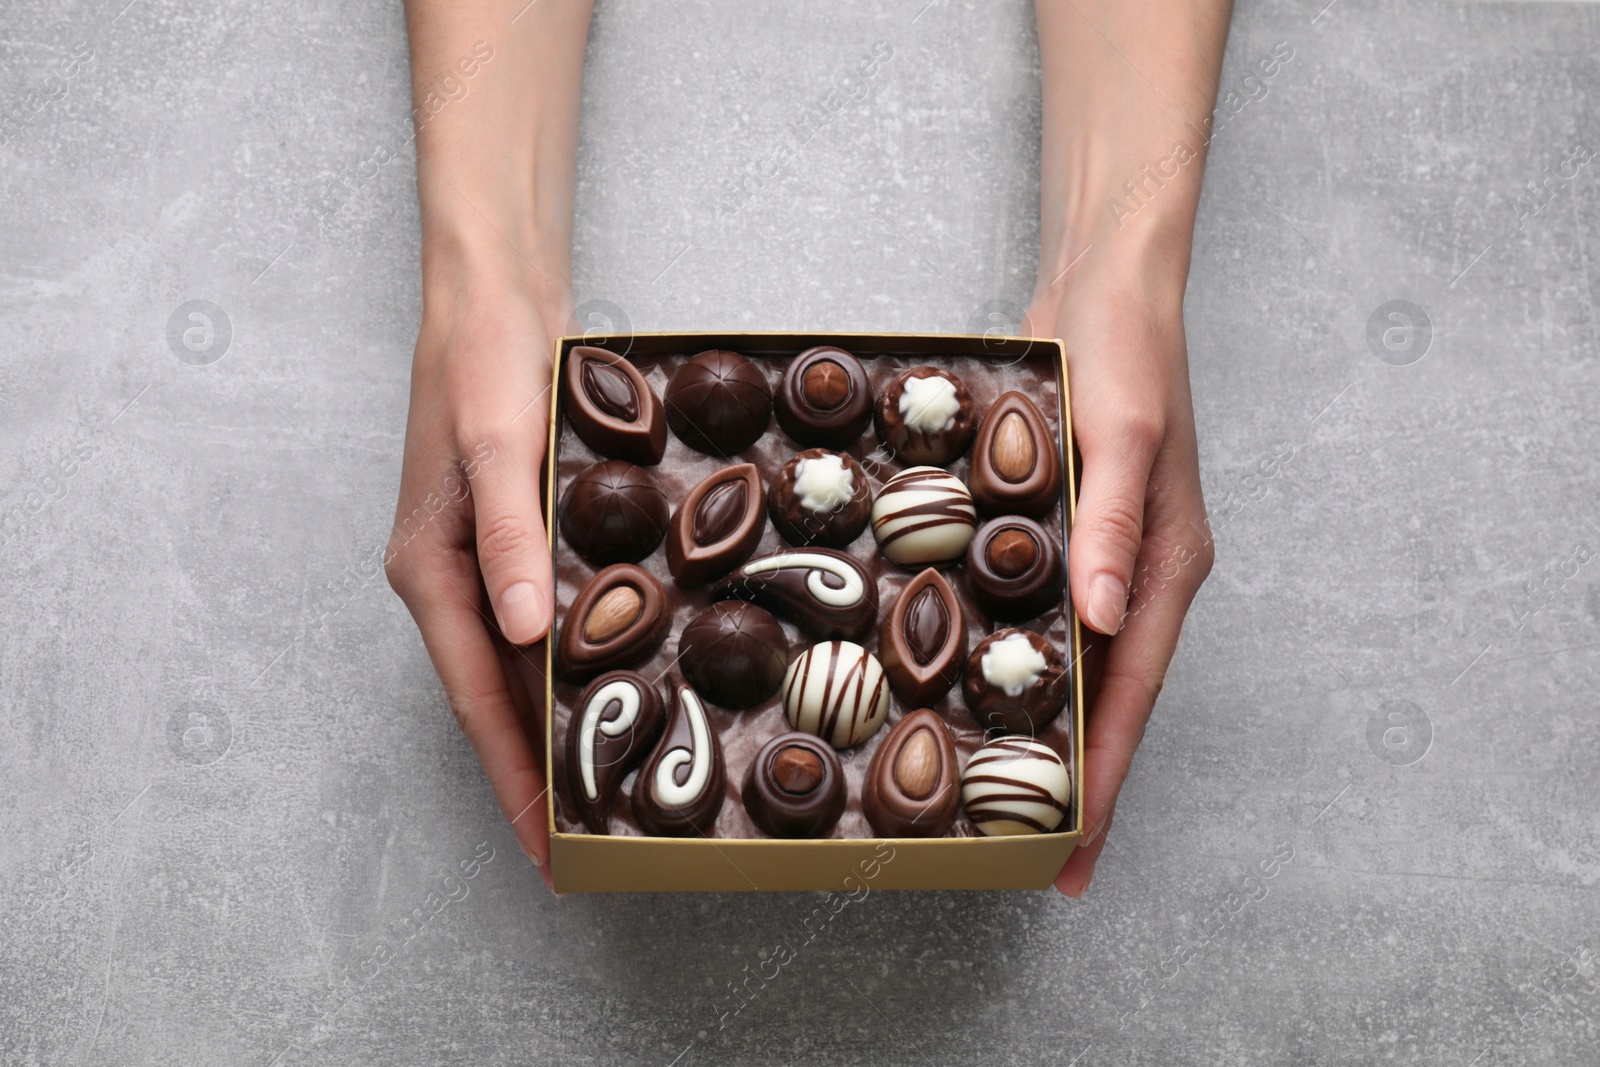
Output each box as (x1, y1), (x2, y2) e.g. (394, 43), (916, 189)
(497, 581), (546, 643)
(1087, 573), (1128, 634)
(518, 837), (544, 868)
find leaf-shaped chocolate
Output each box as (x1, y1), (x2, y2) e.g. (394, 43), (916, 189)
(879, 568), (966, 707)
(666, 463), (765, 586)
(562, 346), (667, 465)
(557, 563), (670, 681)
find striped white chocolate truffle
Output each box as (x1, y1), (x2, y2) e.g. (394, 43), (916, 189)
(782, 640), (891, 749)
(870, 466), (977, 565)
(960, 738), (1071, 836)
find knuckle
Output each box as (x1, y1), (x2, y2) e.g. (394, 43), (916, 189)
(383, 544), (415, 598)
(476, 511), (535, 567)
(1119, 410), (1166, 457)
(1081, 494), (1145, 569)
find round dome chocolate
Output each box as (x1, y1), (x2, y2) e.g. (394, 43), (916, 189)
(678, 600), (788, 709)
(767, 448), (871, 547)
(558, 460), (670, 566)
(775, 346), (873, 448)
(873, 367), (977, 466)
(743, 732), (847, 838)
(962, 629), (1070, 735)
(664, 349), (772, 455)
(966, 516), (1065, 620)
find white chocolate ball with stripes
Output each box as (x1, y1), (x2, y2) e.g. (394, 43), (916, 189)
(870, 466), (978, 565)
(960, 738), (1071, 836)
(781, 640), (892, 749)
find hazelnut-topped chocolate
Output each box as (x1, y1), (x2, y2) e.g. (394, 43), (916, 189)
(558, 460), (670, 566)
(969, 391), (1061, 517)
(743, 732), (847, 838)
(775, 346), (873, 448)
(767, 448), (871, 547)
(874, 366), (977, 465)
(966, 516), (1065, 620)
(962, 629), (1070, 735)
(664, 349), (772, 455)
(562, 346), (667, 465)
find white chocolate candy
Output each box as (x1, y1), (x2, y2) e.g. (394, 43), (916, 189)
(793, 453), (854, 513)
(899, 374), (961, 433)
(960, 738), (1071, 836)
(870, 466), (977, 565)
(782, 640), (891, 749)
(980, 632), (1047, 697)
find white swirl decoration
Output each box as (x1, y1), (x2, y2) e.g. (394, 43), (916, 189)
(578, 679), (642, 801)
(653, 688), (712, 807)
(740, 552), (865, 607)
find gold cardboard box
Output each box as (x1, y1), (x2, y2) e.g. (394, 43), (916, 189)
(540, 331), (1084, 892)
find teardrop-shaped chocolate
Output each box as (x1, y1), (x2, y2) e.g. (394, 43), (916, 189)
(666, 463), (765, 586)
(880, 568), (966, 707)
(562, 346), (667, 465)
(711, 548), (878, 641)
(557, 564), (670, 681)
(631, 676), (727, 836)
(968, 391), (1062, 517)
(863, 709), (960, 837)
(565, 671), (664, 834)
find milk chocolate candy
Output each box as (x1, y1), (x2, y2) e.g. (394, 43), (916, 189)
(712, 549), (878, 642)
(774, 346), (873, 448)
(565, 671), (665, 834)
(873, 367), (977, 466)
(742, 732), (847, 838)
(562, 346), (667, 465)
(664, 349), (772, 455)
(557, 564), (670, 681)
(558, 460), (670, 566)
(962, 629), (1070, 735)
(767, 449), (871, 548)
(678, 601), (789, 709)
(965, 516), (1065, 620)
(968, 391), (1061, 517)
(862, 709), (960, 837)
(666, 463), (765, 586)
(632, 676), (727, 836)
(879, 567), (966, 707)
(960, 737), (1071, 836)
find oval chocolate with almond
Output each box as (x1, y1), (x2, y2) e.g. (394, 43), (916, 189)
(666, 463), (765, 586)
(557, 563), (669, 681)
(562, 346), (667, 465)
(863, 709), (960, 837)
(879, 568), (966, 707)
(969, 391), (1062, 518)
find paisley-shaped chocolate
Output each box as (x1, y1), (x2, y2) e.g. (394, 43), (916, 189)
(557, 563), (670, 681)
(565, 671), (665, 834)
(667, 463), (765, 586)
(969, 391), (1062, 517)
(742, 732), (847, 839)
(774, 346), (873, 448)
(966, 516), (1065, 620)
(962, 629), (1070, 735)
(879, 567), (966, 707)
(562, 346), (667, 465)
(767, 448), (871, 548)
(873, 367), (978, 466)
(632, 676), (727, 836)
(960, 737), (1071, 836)
(711, 549), (878, 642)
(781, 640), (891, 749)
(863, 709), (961, 837)
(870, 466), (978, 566)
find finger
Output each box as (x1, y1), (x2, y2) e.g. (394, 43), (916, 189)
(1068, 408), (1161, 636)
(466, 417), (555, 646)
(392, 543), (555, 888)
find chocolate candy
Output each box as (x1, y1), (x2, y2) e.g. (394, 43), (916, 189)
(966, 516), (1065, 620)
(566, 671), (665, 833)
(632, 676), (727, 836)
(960, 737), (1071, 835)
(667, 463), (765, 586)
(873, 367), (977, 465)
(562, 346), (667, 465)
(879, 567), (966, 706)
(781, 640), (891, 748)
(968, 391), (1061, 517)
(557, 564), (670, 680)
(862, 709), (960, 837)
(678, 601), (788, 709)
(742, 732), (847, 838)
(870, 466), (978, 566)
(558, 460), (670, 566)
(664, 349), (772, 456)
(713, 549), (878, 642)
(774, 346), (873, 448)
(767, 448), (871, 548)
(962, 629), (1070, 734)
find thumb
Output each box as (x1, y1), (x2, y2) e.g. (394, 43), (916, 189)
(1068, 414), (1160, 635)
(467, 430), (555, 645)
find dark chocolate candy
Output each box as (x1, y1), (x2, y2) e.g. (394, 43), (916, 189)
(632, 675), (727, 836)
(558, 460), (670, 566)
(557, 563), (670, 681)
(873, 367), (977, 466)
(869, 465), (978, 566)
(965, 516), (1065, 620)
(712, 548), (878, 642)
(742, 732), (847, 838)
(562, 346), (667, 465)
(960, 737), (1071, 835)
(664, 349), (772, 455)
(678, 600), (789, 709)
(962, 629), (1070, 735)
(862, 709), (960, 837)
(767, 448), (871, 548)
(879, 567), (966, 707)
(781, 640), (891, 748)
(666, 463), (765, 586)
(565, 671), (665, 834)
(969, 391), (1062, 517)
(774, 346), (873, 448)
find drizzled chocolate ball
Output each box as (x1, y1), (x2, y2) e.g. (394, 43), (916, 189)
(664, 350), (772, 455)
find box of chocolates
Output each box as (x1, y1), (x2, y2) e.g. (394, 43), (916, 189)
(534, 331), (1085, 892)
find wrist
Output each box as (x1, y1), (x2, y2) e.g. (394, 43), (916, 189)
(419, 206), (572, 325)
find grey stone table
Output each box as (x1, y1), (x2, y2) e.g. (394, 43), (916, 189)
(3, 1), (1597, 1063)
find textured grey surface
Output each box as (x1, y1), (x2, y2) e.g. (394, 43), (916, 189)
(3, 0), (1598, 1064)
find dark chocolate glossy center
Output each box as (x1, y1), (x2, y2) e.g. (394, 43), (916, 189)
(903, 585), (949, 666)
(582, 359), (639, 422)
(692, 479), (748, 546)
